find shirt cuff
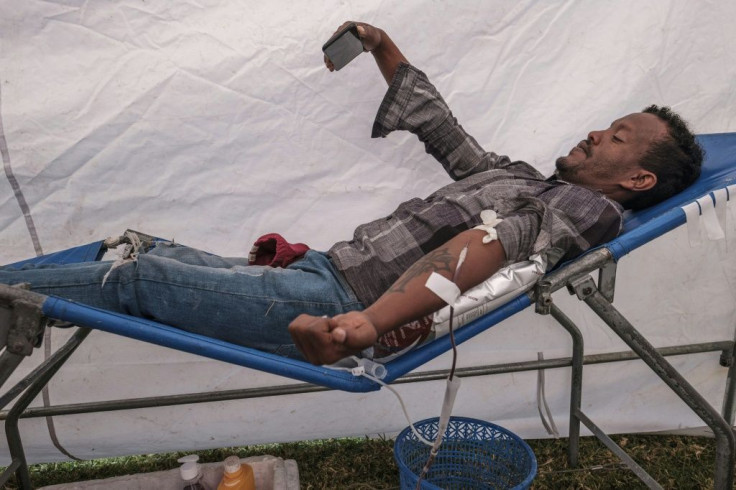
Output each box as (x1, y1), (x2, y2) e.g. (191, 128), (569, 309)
(371, 62), (420, 138)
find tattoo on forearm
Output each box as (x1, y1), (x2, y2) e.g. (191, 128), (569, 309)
(389, 247), (455, 294)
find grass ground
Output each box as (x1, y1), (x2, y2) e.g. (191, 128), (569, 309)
(2, 433), (719, 489)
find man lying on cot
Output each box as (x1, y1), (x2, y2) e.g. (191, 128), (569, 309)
(0, 22), (702, 367)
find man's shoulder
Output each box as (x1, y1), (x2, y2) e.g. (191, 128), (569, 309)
(542, 182), (624, 225)
(541, 183), (625, 259)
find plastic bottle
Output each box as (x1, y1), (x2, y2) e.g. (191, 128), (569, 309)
(178, 454), (210, 490)
(217, 455), (255, 490)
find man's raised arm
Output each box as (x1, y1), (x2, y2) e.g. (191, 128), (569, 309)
(289, 230), (507, 365)
(324, 22), (408, 84)
(326, 22), (516, 181)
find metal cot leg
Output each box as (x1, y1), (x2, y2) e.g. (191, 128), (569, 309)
(548, 303), (584, 468)
(721, 325), (736, 425)
(571, 275), (735, 490)
(2, 327), (91, 490)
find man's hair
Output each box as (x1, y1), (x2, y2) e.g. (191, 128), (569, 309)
(624, 105), (703, 211)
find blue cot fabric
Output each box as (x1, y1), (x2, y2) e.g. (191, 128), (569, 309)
(4, 241), (106, 268)
(40, 296), (380, 391)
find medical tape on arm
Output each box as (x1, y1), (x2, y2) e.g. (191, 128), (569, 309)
(339, 241), (474, 448)
(425, 273), (462, 305)
(423, 254), (466, 452)
(473, 209), (503, 243)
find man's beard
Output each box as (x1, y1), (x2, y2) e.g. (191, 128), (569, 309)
(554, 156), (573, 177)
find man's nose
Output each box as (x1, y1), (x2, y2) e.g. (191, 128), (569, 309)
(587, 130), (603, 145)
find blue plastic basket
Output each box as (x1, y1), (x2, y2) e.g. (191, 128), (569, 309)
(394, 416), (537, 489)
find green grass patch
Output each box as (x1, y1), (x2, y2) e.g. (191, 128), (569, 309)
(2, 434), (718, 489)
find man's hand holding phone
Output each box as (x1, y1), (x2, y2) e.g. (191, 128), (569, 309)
(323, 21), (408, 84)
(323, 22), (382, 72)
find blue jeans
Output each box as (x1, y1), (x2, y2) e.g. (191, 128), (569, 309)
(0, 243), (364, 360)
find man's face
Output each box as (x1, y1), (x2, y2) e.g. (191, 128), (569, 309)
(555, 113), (669, 196)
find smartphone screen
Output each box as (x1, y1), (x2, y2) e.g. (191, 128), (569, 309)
(322, 23), (364, 71)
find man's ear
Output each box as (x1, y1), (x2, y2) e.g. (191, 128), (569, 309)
(621, 169), (657, 192)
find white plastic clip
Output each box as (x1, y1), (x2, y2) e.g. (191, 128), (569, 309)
(473, 209), (503, 243)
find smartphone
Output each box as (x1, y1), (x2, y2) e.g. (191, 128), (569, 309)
(322, 23), (364, 71)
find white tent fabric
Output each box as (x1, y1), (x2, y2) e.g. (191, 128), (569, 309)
(1, 0), (735, 463)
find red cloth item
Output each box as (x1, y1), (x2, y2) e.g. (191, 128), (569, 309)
(248, 233), (310, 268)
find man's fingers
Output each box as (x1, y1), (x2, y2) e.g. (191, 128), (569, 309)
(324, 21), (355, 72)
(332, 327), (347, 344)
(334, 21), (353, 35)
(289, 314), (327, 356)
(327, 318), (347, 344)
(328, 315), (379, 351)
(289, 314), (350, 364)
(290, 312), (379, 364)
(324, 54), (334, 71)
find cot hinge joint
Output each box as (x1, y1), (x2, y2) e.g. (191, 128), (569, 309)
(567, 275), (598, 301)
(535, 280), (553, 315)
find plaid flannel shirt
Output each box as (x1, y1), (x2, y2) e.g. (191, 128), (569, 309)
(329, 63), (622, 306)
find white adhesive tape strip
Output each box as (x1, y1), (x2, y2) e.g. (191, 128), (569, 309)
(713, 188), (728, 240)
(697, 195), (725, 241)
(728, 185), (736, 236)
(425, 272), (461, 306)
(682, 201), (702, 247)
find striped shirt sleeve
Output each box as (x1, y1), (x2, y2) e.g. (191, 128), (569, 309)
(371, 63), (514, 180)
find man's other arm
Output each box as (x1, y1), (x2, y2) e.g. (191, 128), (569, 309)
(289, 230), (506, 365)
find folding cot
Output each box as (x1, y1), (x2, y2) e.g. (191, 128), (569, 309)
(1, 132), (735, 489)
